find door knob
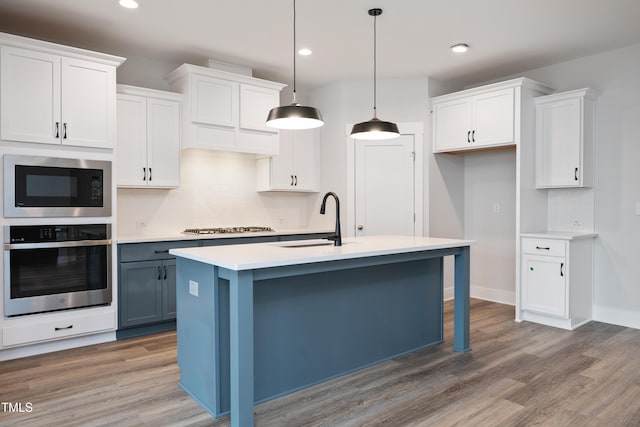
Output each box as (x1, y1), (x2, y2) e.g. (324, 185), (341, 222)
(357, 225), (364, 230)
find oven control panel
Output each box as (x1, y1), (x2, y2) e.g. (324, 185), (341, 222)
(7, 224), (110, 243)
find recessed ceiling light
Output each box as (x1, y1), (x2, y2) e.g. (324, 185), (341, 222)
(119, 0), (139, 9)
(450, 43), (469, 53)
(298, 48), (312, 56)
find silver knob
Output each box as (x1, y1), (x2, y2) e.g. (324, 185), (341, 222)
(357, 225), (364, 230)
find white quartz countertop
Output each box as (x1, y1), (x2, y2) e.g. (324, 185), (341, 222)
(116, 228), (332, 244)
(520, 231), (598, 240)
(170, 235), (475, 271)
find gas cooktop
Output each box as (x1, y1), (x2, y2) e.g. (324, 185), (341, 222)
(182, 226), (274, 235)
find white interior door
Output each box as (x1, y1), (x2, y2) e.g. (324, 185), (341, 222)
(354, 135), (415, 236)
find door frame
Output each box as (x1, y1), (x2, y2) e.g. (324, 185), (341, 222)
(345, 122), (425, 238)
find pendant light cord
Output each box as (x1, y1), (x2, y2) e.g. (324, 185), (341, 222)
(372, 12), (377, 119)
(292, 0), (298, 104)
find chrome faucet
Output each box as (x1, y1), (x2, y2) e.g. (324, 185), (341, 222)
(320, 192), (342, 246)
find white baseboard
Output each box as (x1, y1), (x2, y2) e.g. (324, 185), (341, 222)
(0, 331), (116, 362)
(593, 305), (640, 330)
(443, 285), (515, 306)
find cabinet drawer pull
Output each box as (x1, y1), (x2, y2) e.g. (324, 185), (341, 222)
(54, 325), (73, 331)
(157, 266), (162, 280)
(55, 122), (60, 138)
(154, 249), (169, 254)
(560, 262), (564, 277)
(574, 167), (578, 181)
(467, 130), (471, 143)
(535, 246), (550, 250)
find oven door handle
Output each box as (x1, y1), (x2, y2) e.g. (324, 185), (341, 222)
(4, 239), (112, 250)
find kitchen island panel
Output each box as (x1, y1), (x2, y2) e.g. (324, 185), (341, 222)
(176, 255), (444, 417)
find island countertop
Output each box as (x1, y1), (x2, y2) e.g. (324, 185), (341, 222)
(170, 235), (475, 271)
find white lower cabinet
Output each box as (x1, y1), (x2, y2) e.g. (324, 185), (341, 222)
(1, 309), (115, 348)
(520, 233), (596, 330)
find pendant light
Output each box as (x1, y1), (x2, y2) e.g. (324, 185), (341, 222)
(266, 0), (324, 130)
(351, 8), (399, 140)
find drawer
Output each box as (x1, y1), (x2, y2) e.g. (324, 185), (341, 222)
(521, 238), (566, 257)
(201, 235), (279, 246)
(119, 240), (201, 262)
(2, 311), (116, 347)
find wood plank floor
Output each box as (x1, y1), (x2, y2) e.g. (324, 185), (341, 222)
(2, 299), (640, 426)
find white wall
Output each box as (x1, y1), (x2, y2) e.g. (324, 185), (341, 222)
(117, 149), (317, 236)
(516, 43), (640, 328)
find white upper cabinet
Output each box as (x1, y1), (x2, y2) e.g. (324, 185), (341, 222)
(116, 85), (182, 188)
(256, 129), (318, 192)
(432, 80), (526, 153)
(535, 88), (599, 188)
(166, 64), (285, 156)
(0, 35), (123, 148)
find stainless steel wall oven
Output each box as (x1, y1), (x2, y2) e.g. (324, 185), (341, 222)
(4, 224), (112, 317)
(4, 155), (111, 218)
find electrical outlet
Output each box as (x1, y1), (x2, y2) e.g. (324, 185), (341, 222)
(493, 203), (501, 214)
(572, 219), (582, 228)
(189, 280), (199, 297)
(135, 220), (146, 229)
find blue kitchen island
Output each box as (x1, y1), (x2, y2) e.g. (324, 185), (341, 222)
(170, 235), (473, 427)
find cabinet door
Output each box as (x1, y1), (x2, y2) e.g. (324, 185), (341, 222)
(239, 84), (279, 132)
(147, 98), (181, 188)
(522, 255), (567, 317)
(432, 97), (473, 152)
(61, 57), (115, 148)
(269, 129), (295, 189)
(191, 74), (238, 127)
(162, 260), (177, 320)
(116, 94), (148, 187)
(0, 46), (61, 144)
(472, 88), (514, 148)
(291, 129), (316, 191)
(119, 261), (163, 328)
(536, 98), (582, 188)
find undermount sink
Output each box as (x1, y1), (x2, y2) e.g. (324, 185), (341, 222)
(273, 240), (351, 248)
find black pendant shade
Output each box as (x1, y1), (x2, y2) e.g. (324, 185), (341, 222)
(350, 8), (399, 140)
(266, 102), (324, 130)
(351, 117), (400, 140)
(266, 0), (324, 130)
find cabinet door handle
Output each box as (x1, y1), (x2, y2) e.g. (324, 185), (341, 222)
(536, 246), (550, 250)
(163, 265), (167, 280)
(560, 262), (564, 277)
(54, 325), (73, 331)
(467, 130), (471, 143)
(294, 175), (298, 186)
(63, 123), (68, 139)
(472, 130), (475, 142)
(574, 167), (578, 181)
(55, 122), (60, 138)
(143, 167), (147, 181)
(149, 167), (152, 181)
(291, 175), (294, 186)
(157, 266), (162, 280)
(154, 249), (169, 254)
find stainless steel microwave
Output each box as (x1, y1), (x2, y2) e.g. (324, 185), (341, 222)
(3, 155), (112, 218)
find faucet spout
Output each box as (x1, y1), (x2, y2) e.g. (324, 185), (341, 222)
(320, 192), (342, 246)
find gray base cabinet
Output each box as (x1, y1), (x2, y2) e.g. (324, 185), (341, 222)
(117, 232), (331, 339)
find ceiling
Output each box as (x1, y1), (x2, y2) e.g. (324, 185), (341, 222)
(1, 0), (640, 89)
